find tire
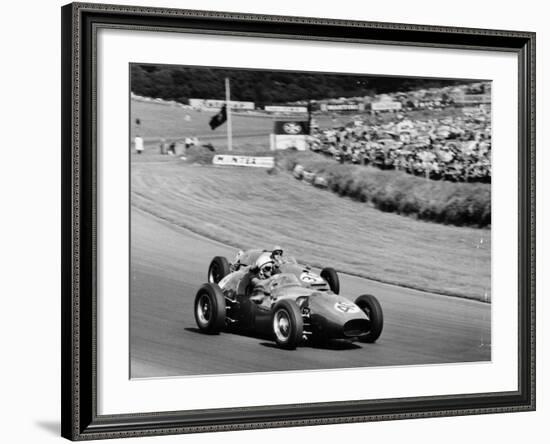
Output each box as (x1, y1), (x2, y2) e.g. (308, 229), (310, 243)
(271, 300), (303, 349)
(354, 294), (384, 343)
(207, 256), (230, 284)
(321, 267), (340, 294)
(194, 283), (226, 334)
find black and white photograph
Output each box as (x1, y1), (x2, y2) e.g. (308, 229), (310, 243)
(2, 0), (545, 442)
(129, 64), (492, 378)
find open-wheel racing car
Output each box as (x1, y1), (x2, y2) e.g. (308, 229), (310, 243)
(194, 249), (383, 349)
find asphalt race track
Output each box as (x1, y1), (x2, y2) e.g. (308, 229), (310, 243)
(130, 207), (491, 378)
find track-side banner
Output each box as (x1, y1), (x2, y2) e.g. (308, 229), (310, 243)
(264, 105), (308, 113)
(212, 154), (275, 168)
(320, 103), (365, 111)
(189, 98), (255, 110)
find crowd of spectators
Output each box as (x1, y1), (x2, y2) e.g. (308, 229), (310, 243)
(309, 106), (491, 183)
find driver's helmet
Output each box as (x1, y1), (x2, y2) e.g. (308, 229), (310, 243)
(270, 245), (284, 264)
(256, 252), (275, 279)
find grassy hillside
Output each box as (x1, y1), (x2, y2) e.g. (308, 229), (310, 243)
(131, 100), (273, 151)
(131, 99), (491, 227)
(131, 152), (490, 301)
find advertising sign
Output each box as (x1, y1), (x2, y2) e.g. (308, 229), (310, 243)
(212, 155), (275, 168)
(189, 98), (255, 110)
(320, 103), (365, 111)
(371, 100), (402, 111)
(264, 105), (308, 113)
(271, 120), (310, 151)
(273, 120), (309, 135)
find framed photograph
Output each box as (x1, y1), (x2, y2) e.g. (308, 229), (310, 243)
(61, 2), (535, 440)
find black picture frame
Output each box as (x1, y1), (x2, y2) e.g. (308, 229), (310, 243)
(61, 2), (536, 440)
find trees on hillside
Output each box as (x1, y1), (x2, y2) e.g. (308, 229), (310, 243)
(130, 64), (471, 105)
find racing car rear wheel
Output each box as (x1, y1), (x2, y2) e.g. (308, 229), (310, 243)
(321, 267), (340, 294)
(208, 256), (230, 284)
(194, 283), (226, 334)
(355, 294), (383, 343)
(271, 300), (303, 349)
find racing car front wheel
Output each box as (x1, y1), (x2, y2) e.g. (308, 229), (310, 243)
(355, 294), (383, 343)
(271, 300), (303, 349)
(208, 256), (230, 284)
(194, 283), (226, 334)
(321, 267), (340, 294)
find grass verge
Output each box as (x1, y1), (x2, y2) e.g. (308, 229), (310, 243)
(131, 153), (490, 300)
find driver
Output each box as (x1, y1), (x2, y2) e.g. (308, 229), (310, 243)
(270, 245), (284, 268)
(249, 252), (277, 303)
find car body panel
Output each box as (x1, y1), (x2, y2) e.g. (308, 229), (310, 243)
(218, 259), (372, 341)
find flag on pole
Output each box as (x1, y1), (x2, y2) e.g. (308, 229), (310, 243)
(209, 104), (227, 130)
(225, 77), (232, 151)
